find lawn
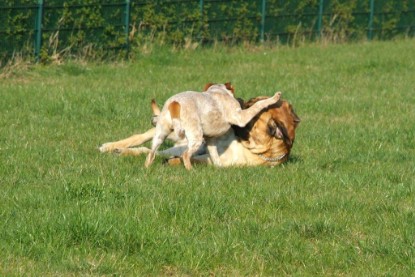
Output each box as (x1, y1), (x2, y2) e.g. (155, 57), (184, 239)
(1, 39), (414, 275)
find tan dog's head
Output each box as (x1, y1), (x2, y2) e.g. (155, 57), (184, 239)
(234, 97), (300, 163)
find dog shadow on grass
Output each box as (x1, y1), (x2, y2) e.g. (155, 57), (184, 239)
(285, 154), (303, 165)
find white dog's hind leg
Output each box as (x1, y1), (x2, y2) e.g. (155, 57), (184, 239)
(145, 123), (171, 168)
(182, 132), (203, 170)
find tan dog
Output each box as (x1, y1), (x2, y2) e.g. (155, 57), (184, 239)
(144, 83), (281, 169)
(99, 96), (300, 167)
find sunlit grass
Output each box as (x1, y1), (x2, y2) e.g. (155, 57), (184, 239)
(1, 39), (414, 275)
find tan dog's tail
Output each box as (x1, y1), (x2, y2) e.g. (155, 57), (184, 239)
(168, 101), (185, 139)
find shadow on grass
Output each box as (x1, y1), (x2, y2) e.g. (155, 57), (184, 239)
(285, 154), (303, 165)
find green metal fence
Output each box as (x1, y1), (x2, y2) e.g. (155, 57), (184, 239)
(1, 0), (414, 61)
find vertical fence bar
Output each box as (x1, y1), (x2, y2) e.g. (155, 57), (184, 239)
(199, 0), (204, 40)
(196, 0), (205, 41)
(368, 0), (375, 40)
(260, 0), (266, 42)
(34, 0), (44, 62)
(199, 0), (203, 15)
(317, 0), (324, 37)
(124, 0), (131, 56)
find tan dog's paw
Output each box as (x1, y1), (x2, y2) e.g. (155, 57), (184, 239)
(99, 143), (115, 153)
(165, 157), (182, 166)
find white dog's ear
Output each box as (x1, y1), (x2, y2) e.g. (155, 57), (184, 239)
(203, 82), (214, 91)
(224, 82), (234, 95)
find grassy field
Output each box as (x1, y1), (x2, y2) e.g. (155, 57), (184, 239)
(1, 39), (415, 276)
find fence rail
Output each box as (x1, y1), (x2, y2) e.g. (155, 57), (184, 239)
(1, 0), (414, 61)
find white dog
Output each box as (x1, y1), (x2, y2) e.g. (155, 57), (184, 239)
(145, 83), (281, 169)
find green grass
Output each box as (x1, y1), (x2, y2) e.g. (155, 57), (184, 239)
(1, 40), (415, 275)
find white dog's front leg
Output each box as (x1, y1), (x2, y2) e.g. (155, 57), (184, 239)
(206, 141), (222, 167)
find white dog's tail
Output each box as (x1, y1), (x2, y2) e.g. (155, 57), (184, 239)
(168, 101), (185, 139)
(151, 99), (161, 116)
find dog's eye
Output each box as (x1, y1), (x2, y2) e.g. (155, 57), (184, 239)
(275, 127), (284, 139)
(267, 120), (278, 137)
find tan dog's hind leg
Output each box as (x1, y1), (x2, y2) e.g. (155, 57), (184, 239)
(229, 92), (281, 127)
(101, 99), (163, 153)
(115, 147), (151, 156)
(99, 128), (156, 153)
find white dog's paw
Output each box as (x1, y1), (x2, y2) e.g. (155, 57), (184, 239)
(273, 91), (282, 101)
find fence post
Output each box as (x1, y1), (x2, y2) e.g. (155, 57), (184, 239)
(260, 0), (266, 42)
(124, 0), (131, 56)
(317, 0), (324, 37)
(199, 0), (204, 40)
(35, 0), (44, 62)
(368, 0), (375, 40)
(199, 0), (203, 15)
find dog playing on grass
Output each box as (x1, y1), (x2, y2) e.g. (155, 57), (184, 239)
(144, 83), (281, 169)
(99, 91), (300, 167)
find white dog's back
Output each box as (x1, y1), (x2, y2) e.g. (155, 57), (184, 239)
(161, 88), (237, 138)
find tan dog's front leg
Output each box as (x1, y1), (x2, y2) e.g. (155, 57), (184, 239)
(99, 128), (156, 153)
(206, 139), (222, 167)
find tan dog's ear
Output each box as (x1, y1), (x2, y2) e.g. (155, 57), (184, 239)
(291, 104), (301, 124)
(267, 119), (283, 139)
(203, 82), (214, 91)
(224, 82), (235, 95)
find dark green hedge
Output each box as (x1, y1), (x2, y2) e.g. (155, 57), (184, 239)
(1, 0), (414, 61)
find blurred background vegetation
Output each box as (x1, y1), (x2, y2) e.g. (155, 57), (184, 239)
(1, 0), (414, 63)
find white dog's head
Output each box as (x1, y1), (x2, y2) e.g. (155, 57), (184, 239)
(203, 82), (235, 96)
